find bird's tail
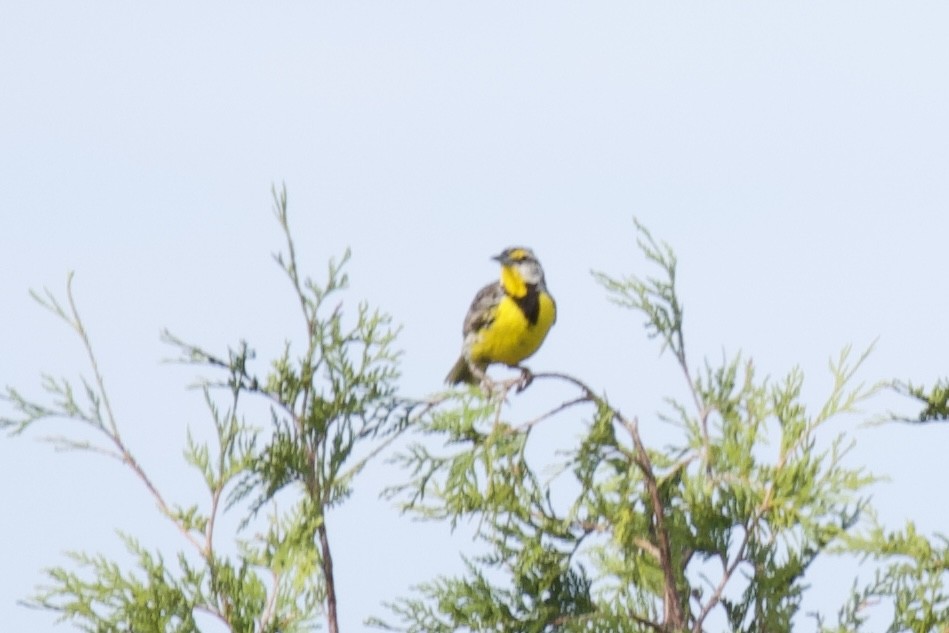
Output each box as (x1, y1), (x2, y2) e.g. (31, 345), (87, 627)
(445, 356), (477, 385)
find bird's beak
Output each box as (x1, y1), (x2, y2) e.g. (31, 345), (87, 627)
(492, 252), (508, 265)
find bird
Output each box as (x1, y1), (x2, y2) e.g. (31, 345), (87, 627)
(445, 246), (556, 388)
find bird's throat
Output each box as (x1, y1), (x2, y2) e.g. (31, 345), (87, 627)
(499, 265), (528, 298)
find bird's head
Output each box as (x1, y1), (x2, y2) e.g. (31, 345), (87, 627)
(494, 247), (546, 297)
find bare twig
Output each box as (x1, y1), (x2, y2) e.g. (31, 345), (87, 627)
(693, 520), (752, 632)
(621, 414), (684, 628)
(629, 610), (666, 633)
(317, 520), (339, 633)
(56, 276), (205, 553)
(259, 568), (281, 632)
(532, 370), (687, 629)
(517, 396), (590, 431)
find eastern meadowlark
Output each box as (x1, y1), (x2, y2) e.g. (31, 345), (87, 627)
(445, 247), (556, 386)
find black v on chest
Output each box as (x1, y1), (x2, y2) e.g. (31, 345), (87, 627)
(512, 285), (541, 325)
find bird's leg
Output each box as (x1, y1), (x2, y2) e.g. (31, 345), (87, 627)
(514, 365), (534, 393)
(470, 363), (497, 393)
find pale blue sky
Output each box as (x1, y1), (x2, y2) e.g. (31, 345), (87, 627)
(2, 3), (948, 631)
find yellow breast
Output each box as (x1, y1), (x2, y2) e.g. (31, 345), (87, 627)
(469, 291), (556, 367)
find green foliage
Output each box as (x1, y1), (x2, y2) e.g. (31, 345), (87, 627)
(592, 219), (685, 365)
(4, 210), (948, 633)
(833, 518), (949, 632)
(379, 221), (944, 633)
(1, 187), (406, 633)
(892, 379), (949, 423)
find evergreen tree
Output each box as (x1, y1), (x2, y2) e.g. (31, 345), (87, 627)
(3, 198), (947, 632)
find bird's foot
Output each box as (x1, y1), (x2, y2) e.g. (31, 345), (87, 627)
(490, 366), (534, 396)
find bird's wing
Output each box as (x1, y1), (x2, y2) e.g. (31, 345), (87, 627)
(462, 282), (504, 337)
